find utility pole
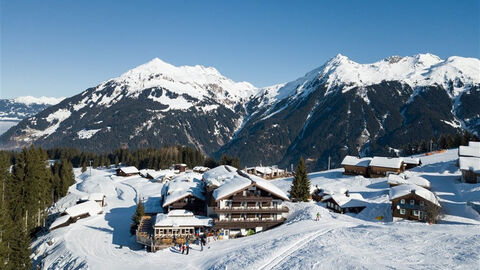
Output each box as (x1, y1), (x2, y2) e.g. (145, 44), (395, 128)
(328, 156), (331, 170)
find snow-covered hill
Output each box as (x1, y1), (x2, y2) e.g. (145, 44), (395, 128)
(32, 149), (480, 269)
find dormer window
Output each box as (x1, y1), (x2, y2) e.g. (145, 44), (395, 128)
(400, 199), (405, 204)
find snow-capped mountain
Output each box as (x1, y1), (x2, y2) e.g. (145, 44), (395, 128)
(0, 96), (64, 135)
(0, 59), (257, 152)
(219, 53), (480, 169)
(1, 54), (479, 170)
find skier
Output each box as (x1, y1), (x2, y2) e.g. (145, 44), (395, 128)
(316, 212), (320, 221)
(186, 241), (190, 255)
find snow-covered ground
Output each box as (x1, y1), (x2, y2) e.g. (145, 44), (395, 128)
(33, 149), (480, 269)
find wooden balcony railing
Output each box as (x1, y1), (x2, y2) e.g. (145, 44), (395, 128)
(214, 206), (289, 213)
(231, 194), (273, 202)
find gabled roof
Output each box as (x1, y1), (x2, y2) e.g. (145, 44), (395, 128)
(469, 141), (480, 148)
(147, 170), (176, 179)
(212, 171), (290, 201)
(246, 166), (285, 174)
(323, 192), (366, 208)
(369, 157), (404, 169)
(389, 184), (440, 206)
(162, 172), (205, 207)
(341, 156), (372, 167)
(458, 145), (480, 158)
(192, 166), (210, 172)
(154, 210), (212, 227)
(49, 214), (71, 230)
(118, 166), (139, 174)
(387, 174), (431, 189)
(65, 200), (103, 217)
(459, 156), (480, 173)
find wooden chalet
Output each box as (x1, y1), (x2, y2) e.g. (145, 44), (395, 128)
(208, 169), (289, 238)
(136, 210), (212, 252)
(193, 166), (210, 173)
(244, 166), (287, 179)
(162, 172), (206, 215)
(172, 163), (187, 173)
(389, 184), (440, 222)
(49, 200), (103, 230)
(368, 157), (405, 178)
(322, 190), (366, 214)
(116, 166), (140, 177)
(459, 156), (480, 183)
(403, 157), (422, 169)
(340, 156), (372, 176)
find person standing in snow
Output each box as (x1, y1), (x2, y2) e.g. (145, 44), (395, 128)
(186, 241), (190, 255)
(316, 212), (320, 221)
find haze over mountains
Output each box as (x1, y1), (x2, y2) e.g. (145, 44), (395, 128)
(1, 54), (479, 170)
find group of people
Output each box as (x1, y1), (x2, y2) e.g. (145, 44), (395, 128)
(175, 233), (208, 255)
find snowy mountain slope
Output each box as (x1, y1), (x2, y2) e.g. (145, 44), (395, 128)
(31, 149), (480, 269)
(0, 59), (258, 153)
(219, 54), (480, 170)
(1, 54), (479, 171)
(0, 96), (64, 135)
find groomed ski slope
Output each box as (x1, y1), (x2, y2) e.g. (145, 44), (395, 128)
(32, 149), (480, 269)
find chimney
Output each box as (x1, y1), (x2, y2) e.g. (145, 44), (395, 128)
(411, 189), (416, 194)
(345, 190), (349, 197)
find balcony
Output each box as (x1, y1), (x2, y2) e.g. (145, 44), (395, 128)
(214, 206), (289, 213)
(231, 194), (273, 202)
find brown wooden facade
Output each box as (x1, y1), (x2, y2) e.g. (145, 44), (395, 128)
(323, 197), (366, 214)
(164, 194), (206, 216)
(461, 169), (480, 184)
(369, 165), (405, 178)
(342, 165), (369, 176)
(390, 193), (439, 222)
(116, 169), (139, 177)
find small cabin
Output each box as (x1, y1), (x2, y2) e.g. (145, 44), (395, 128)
(322, 191), (366, 214)
(173, 164), (187, 173)
(389, 184), (440, 222)
(116, 166), (140, 177)
(403, 158), (422, 170)
(50, 201), (103, 230)
(340, 156), (372, 176)
(368, 157), (405, 178)
(193, 166), (210, 173)
(459, 157), (480, 184)
(245, 166), (287, 179)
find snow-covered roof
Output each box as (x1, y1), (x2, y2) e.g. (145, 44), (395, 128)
(49, 215), (71, 230)
(458, 146), (480, 158)
(139, 169), (155, 177)
(192, 166), (210, 172)
(147, 170), (176, 179)
(323, 192), (366, 208)
(369, 157), (404, 169)
(162, 172), (205, 207)
(389, 184), (440, 206)
(246, 166), (285, 174)
(469, 141), (480, 148)
(212, 171), (290, 201)
(202, 165), (238, 187)
(143, 197), (163, 214)
(459, 157), (480, 173)
(154, 210), (212, 227)
(341, 156), (372, 167)
(387, 174), (431, 189)
(403, 157), (421, 165)
(118, 166), (139, 174)
(65, 200), (103, 217)
(249, 174), (290, 201)
(212, 175), (252, 201)
(88, 193), (105, 201)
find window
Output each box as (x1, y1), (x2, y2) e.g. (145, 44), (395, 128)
(419, 201), (424, 206)
(400, 199), (405, 204)
(399, 209), (406, 215)
(410, 200), (415, 205)
(413, 210), (419, 216)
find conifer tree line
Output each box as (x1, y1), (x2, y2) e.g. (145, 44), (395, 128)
(0, 146), (75, 269)
(401, 131), (479, 156)
(46, 146), (242, 171)
(289, 157), (311, 202)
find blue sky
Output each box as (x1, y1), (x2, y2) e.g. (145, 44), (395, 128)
(1, 0), (479, 99)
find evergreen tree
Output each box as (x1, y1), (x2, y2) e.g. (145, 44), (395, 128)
(438, 135), (448, 149)
(130, 201), (145, 235)
(420, 140), (428, 153)
(447, 135), (455, 148)
(289, 157), (310, 202)
(81, 162), (87, 173)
